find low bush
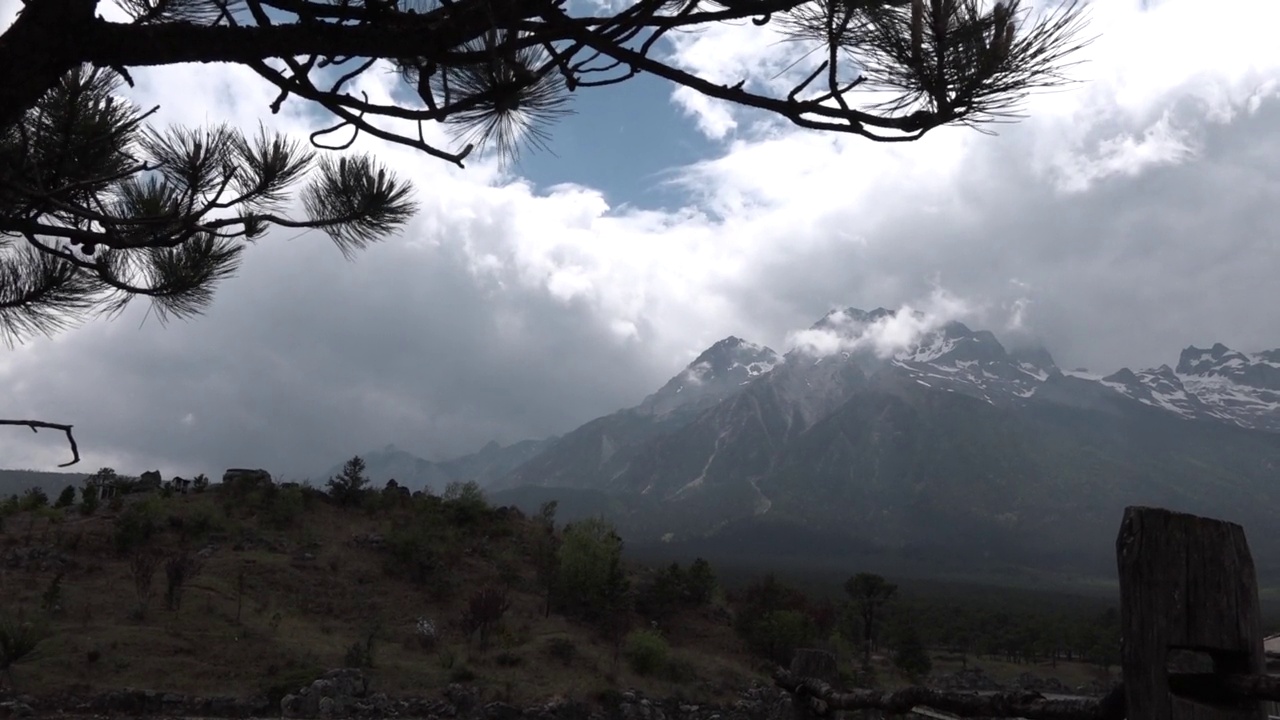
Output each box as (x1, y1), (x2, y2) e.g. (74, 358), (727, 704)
(623, 629), (669, 676)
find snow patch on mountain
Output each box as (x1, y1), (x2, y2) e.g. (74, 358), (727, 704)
(885, 321), (1059, 406)
(1084, 344), (1280, 432)
(638, 336), (781, 418)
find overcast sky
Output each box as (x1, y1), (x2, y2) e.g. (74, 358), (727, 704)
(3, 0), (1280, 479)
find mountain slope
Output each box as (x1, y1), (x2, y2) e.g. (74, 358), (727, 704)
(496, 307), (1280, 581)
(321, 438), (556, 492)
(491, 337), (779, 492)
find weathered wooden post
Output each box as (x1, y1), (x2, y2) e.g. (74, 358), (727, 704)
(791, 649), (839, 685)
(1117, 506), (1266, 719)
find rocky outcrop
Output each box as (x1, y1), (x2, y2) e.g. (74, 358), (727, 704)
(1011, 672), (1074, 696)
(929, 666), (1003, 692)
(0, 699), (35, 718)
(280, 668), (374, 718)
(1073, 678), (1122, 698)
(7, 688), (272, 717)
(2, 544), (72, 572)
(276, 670), (792, 720)
(6, 669), (793, 720)
(222, 468), (272, 490)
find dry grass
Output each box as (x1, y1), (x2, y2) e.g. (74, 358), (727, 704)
(0, 489), (762, 705)
(0, 487), (1115, 705)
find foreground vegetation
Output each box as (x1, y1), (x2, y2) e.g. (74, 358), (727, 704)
(0, 460), (1142, 704)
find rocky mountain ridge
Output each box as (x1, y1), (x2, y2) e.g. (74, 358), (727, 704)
(1089, 343), (1280, 433)
(487, 307), (1280, 580)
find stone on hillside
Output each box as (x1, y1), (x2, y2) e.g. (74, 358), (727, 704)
(1013, 672), (1072, 695)
(0, 701), (34, 719)
(281, 668), (369, 719)
(222, 468), (273, 489)
(484, 700), (521, 720)
(932, 666), (1003, 692)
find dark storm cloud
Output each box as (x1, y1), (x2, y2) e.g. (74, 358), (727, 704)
(3, 229), (674, 478)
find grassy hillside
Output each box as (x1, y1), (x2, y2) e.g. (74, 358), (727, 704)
(0, 473), (1186, 706)
(0, 481), (762, 704)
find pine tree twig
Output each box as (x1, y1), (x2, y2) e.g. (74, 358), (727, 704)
(0, 419), (81, 466)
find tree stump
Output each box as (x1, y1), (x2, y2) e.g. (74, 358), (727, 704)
(1117, 506), (1266, 719)
(789, 649), (841, 720)
(791, 648), (838, 684)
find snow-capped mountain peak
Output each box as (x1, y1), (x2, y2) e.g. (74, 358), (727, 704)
(887, 322), (1059, 404)
(647, 312), (1280, 435)
(1177, 344), (1280, 392)
(685, 336), (780, 382)
(637, 336), (781, 417)
(1093, 344), (1280, 432)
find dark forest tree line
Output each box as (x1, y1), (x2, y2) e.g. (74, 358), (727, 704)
(729, 570), (1121, 677)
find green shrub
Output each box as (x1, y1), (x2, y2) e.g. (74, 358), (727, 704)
(40, 573), (64, 616)
(449, 665), (476, 683)
(891, 625), (932, 681)
(0, 617), (46, 681)
(623, 629), (669, 676)
(182, 504), (222, 540)
(164, 552), (203, 610)
(19, 488), (48, 512)
(113, 500), (163, 554)
(260, 485), (305, 530)
(53, 486), (76, 509)
(384, 525), (443, 586)
(685, 558), (717, 605)
(636, 563), (688, 621)
(555, 517), (629, 620)
(461, 587), (509, 649)
(79, 485), (99, 516)
(344, 639), (374, 668)
(442, 480), (489, 525)
(747, 610), (815, 666)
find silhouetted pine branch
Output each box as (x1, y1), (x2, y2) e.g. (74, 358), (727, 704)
(0, 66), (418, 346)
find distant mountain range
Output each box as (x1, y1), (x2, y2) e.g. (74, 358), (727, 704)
(477, 307), (1280, 585)
(317, 439), (557, 492)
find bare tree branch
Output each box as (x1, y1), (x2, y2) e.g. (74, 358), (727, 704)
(0, 419), (81, 466)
